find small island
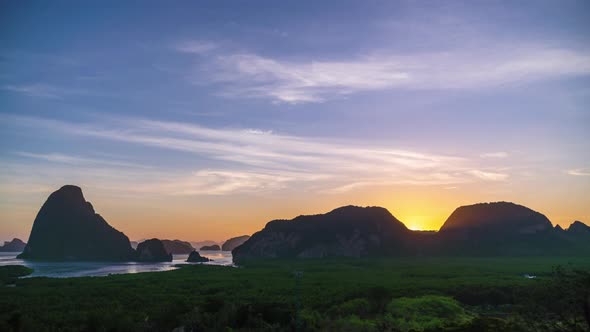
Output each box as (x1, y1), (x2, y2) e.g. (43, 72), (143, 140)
(0, 238), (26, 252)
(186, 251), (210, 263)
(136, 239), (173, 262)
(199, 244), (220, 251)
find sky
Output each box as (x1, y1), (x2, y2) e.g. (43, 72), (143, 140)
(1, 1), (589, 242)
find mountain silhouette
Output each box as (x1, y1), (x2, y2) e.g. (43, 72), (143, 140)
(191, 240), (218, 249)
(200, 244), (221, 251)
(234, 203), (590, 262)
(434, 202), (569, 255)
(233, 206), (411, 262)
(0, 238), (26, 252)
(439, 202), (552, 234)
(15, 185), (589, 262)
(554, 220), (590, 253)
(187, 250), (210, 262)
(136, 239), (173, 262)
(222, 235), (250, 251)
(161, 239), (195, 255)
(568, 220), (590, 235)
(18, 185), (136, 261)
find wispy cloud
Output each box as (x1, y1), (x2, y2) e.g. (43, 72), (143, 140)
(468, 169), (509, 181)
(2, 84), (65, 99)
(3, 115), (515, 195)
(138, 170), (321, 196)
(1, 83), (93, 99)
(567, 168), (590, 176)
(480, 152), (509, 159)
(15, 152), (151, 169)
(186, 46), (590, 103)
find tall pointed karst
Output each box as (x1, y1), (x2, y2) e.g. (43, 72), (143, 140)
(18, 185), (136, 261)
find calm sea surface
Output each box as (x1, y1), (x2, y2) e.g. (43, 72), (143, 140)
(0, 251), (233, 278)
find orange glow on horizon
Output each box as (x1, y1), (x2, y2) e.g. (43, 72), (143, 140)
(402, 216), (436, 231)
(2, 183), (589, 243)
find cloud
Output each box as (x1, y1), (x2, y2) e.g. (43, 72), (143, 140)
(15, 152), (151, 169)
(480, 152), (509, 159)
(1, 83), (94, 99)
(143, 170), (316, 196)
(468, 170), (509, 181)
(187, 46), (590, 103)
(2, 84), (64, 99)
(567, 168), (590, 176)
(3, 115), (515, 195)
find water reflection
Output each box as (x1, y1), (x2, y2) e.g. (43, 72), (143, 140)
(0, 250), (233, 278)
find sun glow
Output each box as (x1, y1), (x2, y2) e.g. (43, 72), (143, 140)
(403, 216), (431, 231)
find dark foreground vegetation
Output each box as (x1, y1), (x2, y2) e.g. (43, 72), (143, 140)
(0, 266), (32, 286)
(1, 257), (590, 331)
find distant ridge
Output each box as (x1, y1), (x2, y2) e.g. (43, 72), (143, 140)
(0, 238), (26, 252)
(200, 244), (221, 251)
(222, 235), (250, 251)
(191, 240), (218, 249)
(161, 239), (195, 255)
